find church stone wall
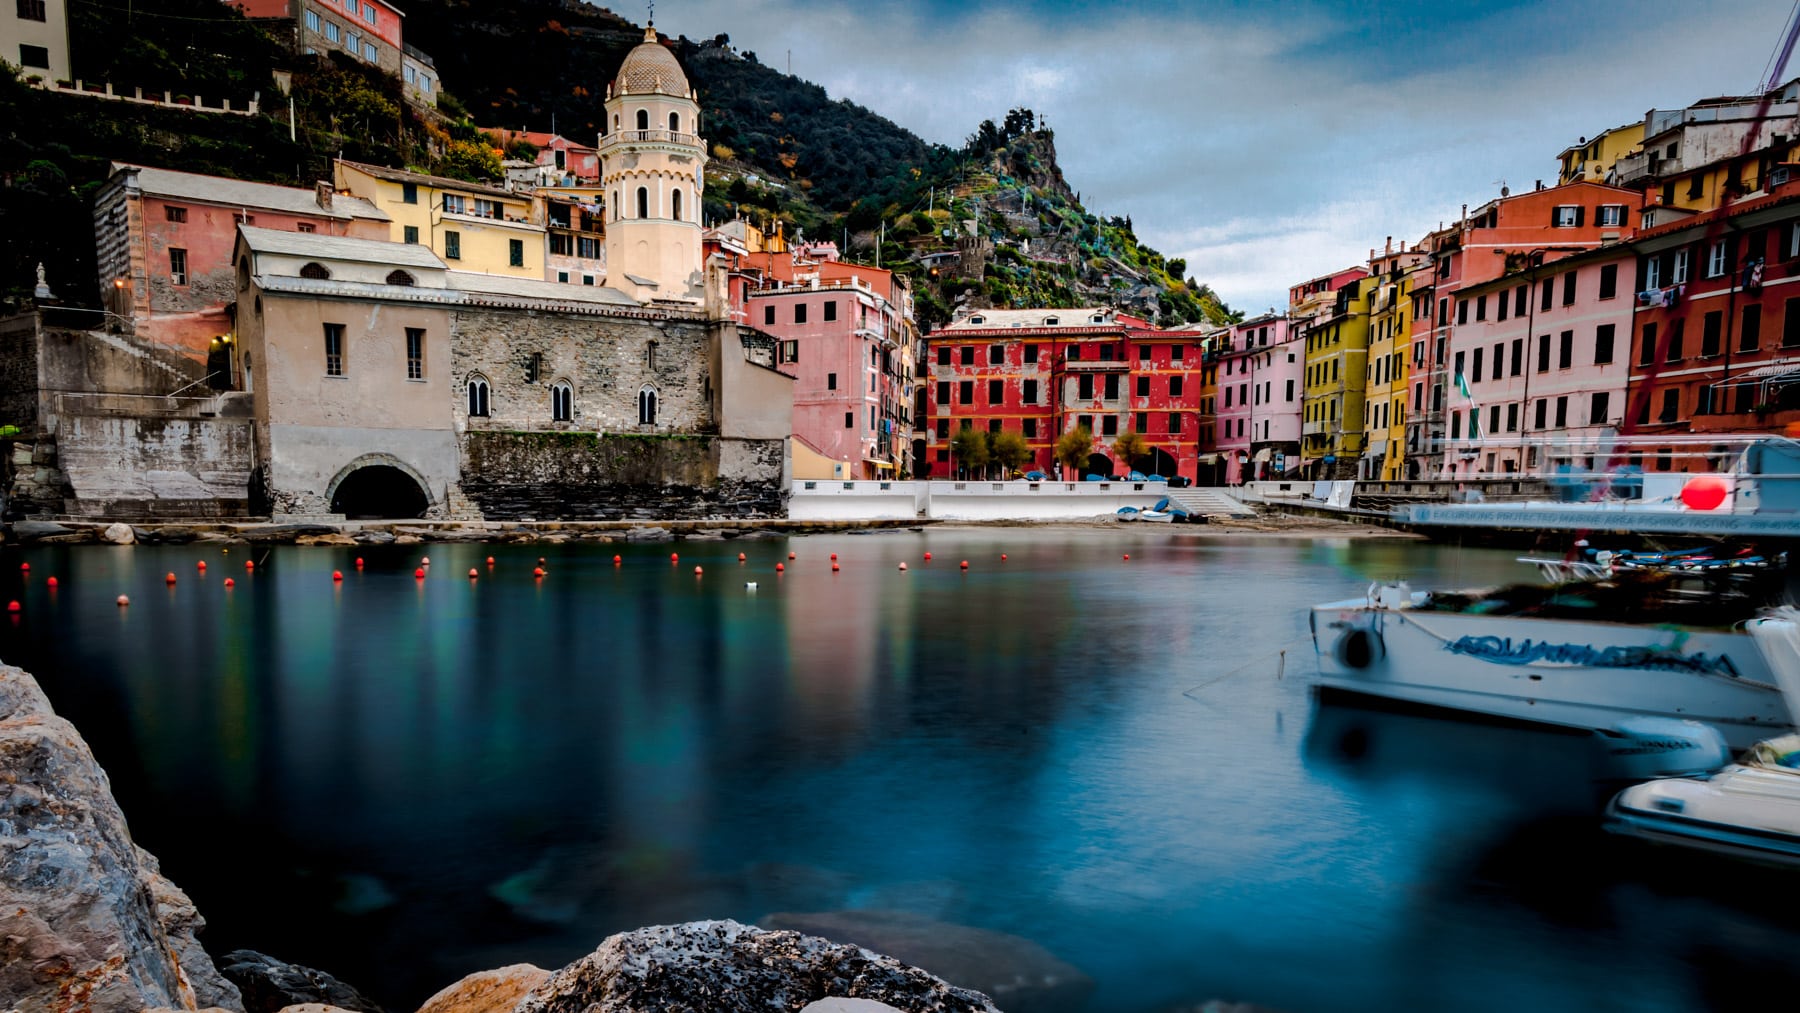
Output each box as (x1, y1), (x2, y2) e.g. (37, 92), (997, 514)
(459, 431), (784, 520)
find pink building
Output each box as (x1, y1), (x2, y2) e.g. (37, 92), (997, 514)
(483, 129), (601, 183)
(234, 0), (405, 75)
(92, 163), (390, 367)
(739, 245), (914, 477)
(1217, 313), (1302, 483)
(1445, 246), (1637, 476)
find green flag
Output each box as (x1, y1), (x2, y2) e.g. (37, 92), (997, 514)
(1455, 372), (1472, 400)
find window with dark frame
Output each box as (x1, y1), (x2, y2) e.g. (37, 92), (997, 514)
(405, 327), (424, 379)
(324, 323), (345, 376)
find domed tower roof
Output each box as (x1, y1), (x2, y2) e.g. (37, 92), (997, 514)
(615, 26), (689, 97)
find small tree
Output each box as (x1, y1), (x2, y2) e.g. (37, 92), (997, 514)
(1054, 425), (1092, 479)
(990, 430), (1032, 477)
(950, 426), (991, 477)
(1113, 429), (1150, 475)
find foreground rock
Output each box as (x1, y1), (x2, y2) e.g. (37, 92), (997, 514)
(762, 910), (1093, 1013)
(414, 964), (549, 1013)
(100, 522), (135, 544)
(0, 665), (243, 1013)
(514, 920), (1000, 1013)
(220, 950), (386, 1013)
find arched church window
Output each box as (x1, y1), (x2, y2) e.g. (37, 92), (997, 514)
(637, 187), (649, 219)
(467, 375), (490, 417)
(638, 386), (658, 425)
(671, 189), (682, 222)
(669, 111), (680, 133)
(636, 109), (649, 131)
(551, 380), (572, 422)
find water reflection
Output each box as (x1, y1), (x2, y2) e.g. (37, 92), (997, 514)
(1, 534), (1796, 1012)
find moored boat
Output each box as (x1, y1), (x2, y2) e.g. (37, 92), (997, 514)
(1604, 733), (1800, 866)
(1310, 568), (1793, 753)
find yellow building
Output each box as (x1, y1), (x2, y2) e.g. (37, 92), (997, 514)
(1362, 246), (1426, 480)
(335, 159), (545, 279)
(1556, 122), (1645, 186)
(1301, 277), (1372, 478)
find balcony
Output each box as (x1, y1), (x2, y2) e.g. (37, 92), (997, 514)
(600, 129), (699, 150)
(1612, 150), (1658, 186)
(1061, 358), (1130, 372)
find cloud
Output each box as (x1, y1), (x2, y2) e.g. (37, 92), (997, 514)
(652, 0), (1797, 313)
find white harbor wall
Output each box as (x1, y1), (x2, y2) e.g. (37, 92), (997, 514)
(789, 479), (1171, 521)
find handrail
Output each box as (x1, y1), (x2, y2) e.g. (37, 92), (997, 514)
(166, 373), (221, 401)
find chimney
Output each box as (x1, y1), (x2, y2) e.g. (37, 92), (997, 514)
(1385, 236), (1393, 254)
(1535, 179), (1544, 191)
(315, 182), (333, 211)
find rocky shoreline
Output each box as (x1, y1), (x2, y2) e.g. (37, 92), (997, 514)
(0, 661), (1280, 1013)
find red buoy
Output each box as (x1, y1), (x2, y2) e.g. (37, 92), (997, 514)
(1000, 554), (1008, 561)
(830, 553), (838, 561)
(1123, 554), (1131, 561)
(332, 570), (343, 581)
(355, 557), (364, 568)
(738, 552), (746, 561)
(788, 551), (796, 560)
(694, 565), (704, 575)
(671, 552), (680, 563)
(960, 560), (969, 570)
(486, 556), (495, 566)
(414, 567), (426, 579)
(7, 600), (20, 613)
(1681, 474), (1730, 511)
(197, 561), (207, 571)
(165, 572), (177, 584)
(116, 595), (129, 607)
(613, 555), (622, 565)
(533, 566), (545, 577)
(469, 568), (479, 579)
(245, 560), (254, 571)
(223, 578), (234, 588)
(923, 552), (932, 561)
(831, 563), (840, 572)
(45, 577), (57, 589)
(776, 563), (785, 573)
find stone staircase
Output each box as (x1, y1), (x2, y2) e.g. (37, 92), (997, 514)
(443, 485), (486, 521)
(1163, 486), (1256, 518)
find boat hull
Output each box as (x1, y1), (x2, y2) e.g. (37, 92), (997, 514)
(1311, 600), (1789, 752)
(1605, 767), (1800, 866)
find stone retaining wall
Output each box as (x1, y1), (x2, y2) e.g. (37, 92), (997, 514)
(459, 430), (785, 520)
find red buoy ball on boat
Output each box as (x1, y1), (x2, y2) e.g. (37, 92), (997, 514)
(332, 570), (343, 581)
(1680, 474), (1730, 511)
(116, 595), (129, 606)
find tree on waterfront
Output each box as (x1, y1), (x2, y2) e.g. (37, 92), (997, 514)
(1112, 429), (1150, 474)
(1054, 425), (1092, 480)
(950, 426), (990, 477)
(990, 429), (1032, 477)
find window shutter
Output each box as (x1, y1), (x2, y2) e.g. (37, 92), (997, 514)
(1574, 206), (1586, 228)
(1550, 206), (1560, 227)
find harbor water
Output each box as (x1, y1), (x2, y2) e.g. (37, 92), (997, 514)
(4, 529), (1799, 1012)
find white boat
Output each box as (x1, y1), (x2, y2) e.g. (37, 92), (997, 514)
(1137, 509), (1176, 523)
(1604, 733), (1800, 865)
(1310, 573), (1793, 753)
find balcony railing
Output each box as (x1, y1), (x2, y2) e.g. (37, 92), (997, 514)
(600, 129), (699, 148)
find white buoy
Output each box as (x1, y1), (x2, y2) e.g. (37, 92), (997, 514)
(745, 581), (759, 591)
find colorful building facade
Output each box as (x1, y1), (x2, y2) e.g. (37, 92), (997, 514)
(336, 159), (545, 280)
(1216, 314), (1301, 483)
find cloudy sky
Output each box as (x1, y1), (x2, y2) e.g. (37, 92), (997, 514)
(649, 0), (1798, 315)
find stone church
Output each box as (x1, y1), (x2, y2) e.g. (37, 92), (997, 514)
(228, 27), (792, 521)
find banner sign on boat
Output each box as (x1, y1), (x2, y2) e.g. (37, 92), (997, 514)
(1444, 635), (1741, 676)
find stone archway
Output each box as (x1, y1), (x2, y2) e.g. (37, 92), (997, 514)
(1146, 447), (1178, 478)
(1086, 452), (1113, 479)
(325, 454), (435, 520)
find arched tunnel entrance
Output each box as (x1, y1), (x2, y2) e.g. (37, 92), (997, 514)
(1086, 452), (1114, 479)
(1146, 447), (1178, 478)
(329, 465), (429, 519)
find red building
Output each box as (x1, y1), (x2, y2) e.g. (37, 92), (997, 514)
(482, 129), (601, 183)
(1627, 175), (1800, 470)
(923, 308), (1207, 480)
(234, 0), (406, 75)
